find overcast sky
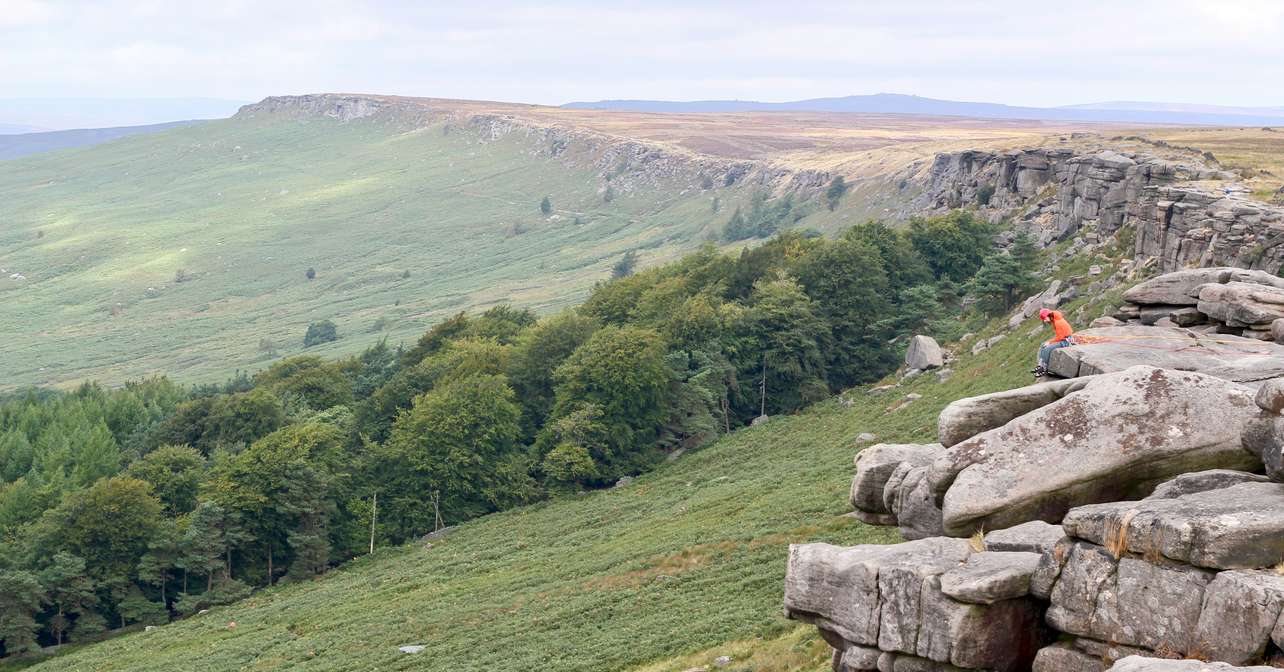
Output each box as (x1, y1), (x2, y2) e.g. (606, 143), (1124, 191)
(3, 0), (1283, 110)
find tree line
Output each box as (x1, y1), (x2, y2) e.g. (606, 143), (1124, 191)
(0, 210), (1038, 657)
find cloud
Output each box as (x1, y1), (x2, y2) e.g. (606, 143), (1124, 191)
(0, 0), (1280, 108)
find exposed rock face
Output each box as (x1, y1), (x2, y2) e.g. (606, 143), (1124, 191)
(918, 147), (1284, 273)
(927, 366), (1261, 536)
(936, 378), (1090, 448)
(882, 463), (946, 540)
(982, 520), (1066, 555)
(905, 335), (944, 371)
(1110, 657), (1280, 672)
(785, 539), (1047, 672)
(1046, 326), (1284, 384)
(850, 444), (941, 520)
(1143, 469), (1270, 500)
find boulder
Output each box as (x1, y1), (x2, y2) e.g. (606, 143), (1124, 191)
(1198, 282), (1284, 327)
(850, 444), (941, 516)
(1169, 307), (1206, 327)
(1273, 318), (1284, 344)
(906, 336), (944, 371)
(1241, 414), (1284, 481)
(1192, 570), (1284, 664)
(938, 551), (1040, 604)
(1061, 482), (1284, 570)
(982, 520), (1066, 554)
(1090, 316), (1124, 328)
(1046, 326), (1284, 383)
(1144, 469), (1270, 500)
(1048, 546), (1215, 652)
(1255, 378), (1284, 414)
(1032, 643), (1103, 672)
(1139, 305), (1188, 326)
(838, 644), (883, 671)
(927, 366), (1262, 536)
(1109, 656), (1279, 672)
(936, 378), (1091, 447)
(1122, 268), (1236, 305)
(883, 464), (946, 540)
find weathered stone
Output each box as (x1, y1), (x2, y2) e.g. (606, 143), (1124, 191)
(1255, 378), (1284, 414)
(876, 652), (966, 672)
(983, 520), (1066, 554)
(1062, 482), (1284, 570)
(1241, 414), (1284, 481)
(918, 576), (1045, 670)
(1143, 469), (1270, 500)
(1169, 307), (1206, 327)
(1047, 326), (1284, 384)
(851, 444), (941, 516)
(838, 643), (883, 671)
(1123, 268), (1237, 305)
(906, 335), (944, 371)
(1032, 642), (1105, 672)
(1091, 316), (1124, 328)
(938, 551), (1040, 604)
(1199, 282), (1284, 327)
(1139, 305), (1188, 326)
(1030, 536), (1074, 600)
(1192, 570), (1284, 664)
(784, 538), (971, 646)
(1070, 639), (1151, 668)
(1109, 656), (1279, 672)
(928, 366), (1261, 536)
(1049, 546), (1214, 652)
(884, 465), (946, 540)
(935, 378), (1091, 448)
(1273, 318), (1284, 344)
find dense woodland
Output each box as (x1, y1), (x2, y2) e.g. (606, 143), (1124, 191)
(0, 210), (1038, 657)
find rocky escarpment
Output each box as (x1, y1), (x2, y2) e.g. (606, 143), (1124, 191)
(235, 94), (827, 202)
(917, 147), (1284, 274)
(792, 268), (1284, 671)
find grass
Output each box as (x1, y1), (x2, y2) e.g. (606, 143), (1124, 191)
(0, 113), (744, 390)
(9, 299), (1055, 672)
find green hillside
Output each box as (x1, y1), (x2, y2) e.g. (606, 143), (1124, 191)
(12, 317), (1051, 672)
(0, 112), (735, 390)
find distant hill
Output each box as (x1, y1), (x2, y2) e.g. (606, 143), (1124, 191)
(0, 121), (206, 161)
(564, 93), (1284, 126)
(0, 97), (245, 130)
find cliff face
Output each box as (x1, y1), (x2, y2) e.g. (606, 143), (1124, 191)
(234, 94), (827, 200)
(918, 146), (1284, 273)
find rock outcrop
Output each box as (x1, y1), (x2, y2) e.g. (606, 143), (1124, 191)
(918, 148), (1284, 274)
(1046, 326), (1284, 384)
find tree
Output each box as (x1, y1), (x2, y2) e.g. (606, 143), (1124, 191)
(40, 552), (103, 645)
(603, 185), (615, 203)
(0, 570), (45, 655)
(35, 477), (162, 588)
(305, 267), (316, 280)
(506, 311), (598, 437)
(891, 284), (944, 335)
(257, 358), (353, 411)
(382, 374), (526, 528)
(179, 501), (246, 592)
(116, 585), (167, 626)
(126, 445), (204, 515)
(611, 250), (638, 279)
(1009, 229), (1040, 270)
(303, 320), (338, 347)
(549, 326), (670, 477)
(969, 251), (1037, 314)
(137, 519), (182, 607)
(907, 210), (998, 283)
(825, 175), (848, 211)
(540, 195), (552, 215)
(730, 274), (830, 416)
(793, 237), (895, 389)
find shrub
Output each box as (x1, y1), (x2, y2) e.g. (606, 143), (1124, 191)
(976, 183), (996, 206)
(540, 196), (552, 215)
(611, 251), (638, 279)
(305, 267), (316, 280)
(303, 320), (338, 347)
(825, 175), (848, 211)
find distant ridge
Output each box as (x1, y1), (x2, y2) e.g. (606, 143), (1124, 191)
(0, 120), (206, 161)
(564, 93), (1284, 126)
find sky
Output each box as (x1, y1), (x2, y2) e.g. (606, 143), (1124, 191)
(2, 0), (1283, 119)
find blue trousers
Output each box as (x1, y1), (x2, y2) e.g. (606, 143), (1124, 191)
(1038, 337), (1074, 369)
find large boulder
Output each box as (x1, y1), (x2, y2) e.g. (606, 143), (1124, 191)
(906, 335), (944, 371)
(850, 444), (941, 519)
(1198, 282), (1284, 327)
(1122, 267), (1284, 306)
(785, 538), (1046, 672)
(1192, 570), (1284, 664)
(926, 366), (1262, 536)
(937, 378), (1091, 447)
(1143, 469), (1269, 500)
(1060, 481), (1284, 570)
(882, 464), (946, 540)
(1047, 326), (1284, 383)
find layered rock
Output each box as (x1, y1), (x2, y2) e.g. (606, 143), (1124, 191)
(785, 538), (1048, 672)
(927, 366), (1261, 536)
(1046, 326), (1284, 384)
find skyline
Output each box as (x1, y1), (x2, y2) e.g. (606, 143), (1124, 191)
(1, 0), (1282, 114)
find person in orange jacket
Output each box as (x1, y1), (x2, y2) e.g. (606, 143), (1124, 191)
(1034, 308), (1075, 377)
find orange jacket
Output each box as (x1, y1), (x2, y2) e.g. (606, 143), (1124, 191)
(1046, 310), (1074, 344)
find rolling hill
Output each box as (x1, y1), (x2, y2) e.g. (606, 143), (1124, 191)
(0, 121), (206, 161)
(0, 93), (1108, 391)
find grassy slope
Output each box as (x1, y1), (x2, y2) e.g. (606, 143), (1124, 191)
(0, 115), (734, 390)
(15, 310), (1058, 672)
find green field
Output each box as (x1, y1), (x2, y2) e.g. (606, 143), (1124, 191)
(0, 113), (744, 390)
(11, 304), (1058, 672)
